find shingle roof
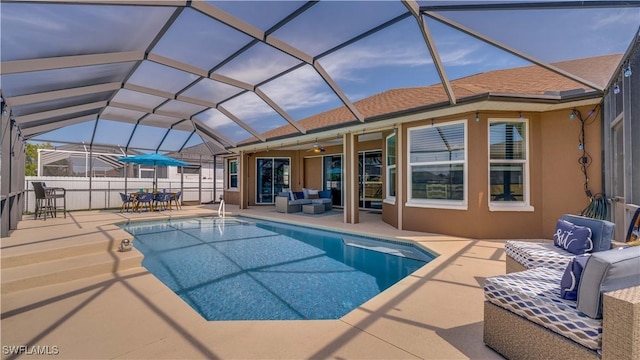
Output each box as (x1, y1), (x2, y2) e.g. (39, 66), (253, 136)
(249, 54), (620, 144)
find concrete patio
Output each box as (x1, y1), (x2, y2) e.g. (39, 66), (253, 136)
(1, 205), (508, 359)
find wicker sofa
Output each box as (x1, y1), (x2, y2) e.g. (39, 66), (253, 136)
(505, 214), (616, 273)
(485, 214), (640, 359)
(275, 189), (332, 213)
(484, 246), (640, 359)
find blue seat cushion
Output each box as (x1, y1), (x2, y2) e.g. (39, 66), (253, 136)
(311, 198), (331, 204)
(560, 214), (614, 253)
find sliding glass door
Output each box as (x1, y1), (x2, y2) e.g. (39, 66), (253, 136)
(323, 154), (343, 207)
(256, 158), (290, 204)
(359, 150), (383, 209)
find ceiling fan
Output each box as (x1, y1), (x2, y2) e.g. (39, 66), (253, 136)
(307, 139), (325, 153)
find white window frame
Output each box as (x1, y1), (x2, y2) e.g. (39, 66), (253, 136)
(406, 120), (468, 210)
(488, 118), (534, 212)
(227, 158), (238, 190)
(384, 132), (396, 205)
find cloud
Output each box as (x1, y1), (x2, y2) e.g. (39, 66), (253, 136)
(1, 6), (66, 32)
(198, 109), (235, 127)
(215, 45), (301, 85)
(259, 66), (336, 111)
(320, 42), (430, 82)
(591, 9), (640, 30)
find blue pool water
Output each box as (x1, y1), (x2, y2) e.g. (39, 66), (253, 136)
(121, 217), (434, 321)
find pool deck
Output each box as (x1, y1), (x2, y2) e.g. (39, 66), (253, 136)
(1, 205), (509, 359)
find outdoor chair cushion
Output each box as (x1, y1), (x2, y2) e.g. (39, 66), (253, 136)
(484, 267), (602, 351)
(577, 246), (640, 319)
(505, 241), (575, 271)
(560, 214), (614, 253)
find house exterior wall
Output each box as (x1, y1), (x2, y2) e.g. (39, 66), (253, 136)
(228, 106), (602, 240)
(303, 156), (323, 190)
(223, 189), (240, 205)
(398, 107), (602, 239)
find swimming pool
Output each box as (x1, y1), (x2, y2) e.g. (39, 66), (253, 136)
(122, 216), (435, 321)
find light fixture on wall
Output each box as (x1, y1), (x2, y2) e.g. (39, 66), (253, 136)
(613, 84), (621, 94)
(475, 112), (480, 122)
(624, 64), (632, 78)
(569, 109), (576, 119)
(519, 112), (523, 119)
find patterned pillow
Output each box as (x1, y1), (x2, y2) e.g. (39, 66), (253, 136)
(553, 219), (593, 255)
(560, 254), (590, 300)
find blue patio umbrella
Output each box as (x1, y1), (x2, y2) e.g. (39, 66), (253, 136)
(117, 153), (188, 191)
(117, 153), (188, 167)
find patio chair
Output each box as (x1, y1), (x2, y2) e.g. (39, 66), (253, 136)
(170, 191), (182, 210)
(119, 193), (134, 213)
(32, 182), (53, 220)
(154, 192), (171, 211)
(32, 181), (66, 220)
(134, 192), (155, 212)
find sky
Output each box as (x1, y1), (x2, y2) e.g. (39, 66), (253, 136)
(1, 0), (639, 152)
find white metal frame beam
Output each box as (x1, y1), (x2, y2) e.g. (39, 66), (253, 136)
(424, 11), (606, 91)
(5, 82), (121, 107)
(403, 0), (457, 105)
(1, 51), (143, 74)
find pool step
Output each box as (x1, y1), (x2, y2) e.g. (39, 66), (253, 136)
(1, 250), (143, 295)
(1, 224), (133, 268)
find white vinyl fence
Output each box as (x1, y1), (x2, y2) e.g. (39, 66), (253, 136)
(24, 176), (223, 213)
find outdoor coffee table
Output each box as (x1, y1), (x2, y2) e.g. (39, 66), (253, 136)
(302, 203), (324, 214)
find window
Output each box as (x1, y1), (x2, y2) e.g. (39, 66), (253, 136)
(386, 133), (396, 202)
(228, 159), (238, 189)
(407, 121), (466, 209)
(177, 165), (200, 174)
(489, 119), (532, 211)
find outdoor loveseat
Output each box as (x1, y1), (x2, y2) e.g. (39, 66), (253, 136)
(275, 189), (332, 213)
(484, 214), (640, 359)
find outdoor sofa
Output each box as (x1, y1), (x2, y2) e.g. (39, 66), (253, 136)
(484, 246), (640, 359)
(275, 189), (332, 213)
(484, 214), (640, 359)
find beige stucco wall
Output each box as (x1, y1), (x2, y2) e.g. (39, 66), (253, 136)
(230, 105), (602, 239)
(399, 107), (602, 239)
(223, 189), (240, 205)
